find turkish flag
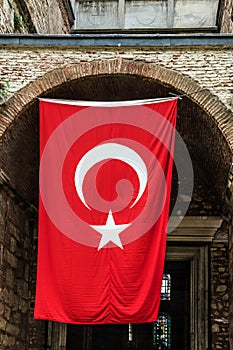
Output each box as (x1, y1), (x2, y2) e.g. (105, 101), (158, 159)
(34, 98), (177, 324)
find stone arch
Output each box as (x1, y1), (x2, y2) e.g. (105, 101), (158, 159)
(0, 58), (233, 151)
(0, 58), (232, 350)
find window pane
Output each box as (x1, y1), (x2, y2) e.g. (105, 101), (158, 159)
(75, 1), (120, 29)
(153, 313), (171, 350)
(161, 274), (171, 301)
(125, 0), (168, 29)
(174, 0), (219, 28)
(128, 323), (133, 342)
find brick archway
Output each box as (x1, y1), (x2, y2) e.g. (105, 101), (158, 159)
(0, 58), (232, 350)
(0, 58), (233, 151)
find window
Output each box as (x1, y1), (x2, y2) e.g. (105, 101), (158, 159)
(72, 0), (220, 31)
(161, 274), (171, 301)
(153, 313), (171, 350)
(152, 274), (172, 349)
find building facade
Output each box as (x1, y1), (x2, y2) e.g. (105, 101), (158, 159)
(0, 0), (233, 349)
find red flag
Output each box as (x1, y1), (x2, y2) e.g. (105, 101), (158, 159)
(34, 98), (177, 324)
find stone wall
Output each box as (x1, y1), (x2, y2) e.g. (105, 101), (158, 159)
(0, 46), (232, 112)
(211, 241), (230, 350)
(220, 0), (233, 33)
(0, 0), (14, 33)
(0, 185), (44, 349)
(230, 225), (233, 350)
(23, 0), (71, 34)
(228, 172), (233, 350)
(0, 0), (72, 34)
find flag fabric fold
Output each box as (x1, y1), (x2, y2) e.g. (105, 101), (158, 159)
(34, 98), (177, 324)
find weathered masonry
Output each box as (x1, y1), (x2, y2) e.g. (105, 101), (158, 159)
(0, 34), (233, 350)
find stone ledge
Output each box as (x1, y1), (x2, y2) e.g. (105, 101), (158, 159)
(0, 33), (233, 47)
(168, 216), (223, 242)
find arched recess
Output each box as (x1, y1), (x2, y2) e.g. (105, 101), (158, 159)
(0, 59), (232, 349)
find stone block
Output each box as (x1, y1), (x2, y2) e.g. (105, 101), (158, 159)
(212, 323), (220, 333)
(0, 318), (7, 331)
(6, 322), (19, 336)
(6, 268), (14, 287)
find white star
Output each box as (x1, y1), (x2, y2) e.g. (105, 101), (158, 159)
(90, 210), (131, 251)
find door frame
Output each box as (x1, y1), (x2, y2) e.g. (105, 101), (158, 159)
(166, 245), (208, 350)
(46, 216), (222, 350)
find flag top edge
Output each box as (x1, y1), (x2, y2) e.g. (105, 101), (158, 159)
(39, 97), (178, 107)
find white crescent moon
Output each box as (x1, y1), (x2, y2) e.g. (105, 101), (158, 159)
(74, 143), (148, 210)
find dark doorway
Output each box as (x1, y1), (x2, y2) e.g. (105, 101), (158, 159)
(162, 261), (190, 350)
(66, 260), (190, 350)
(66, 324), (128, 350)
